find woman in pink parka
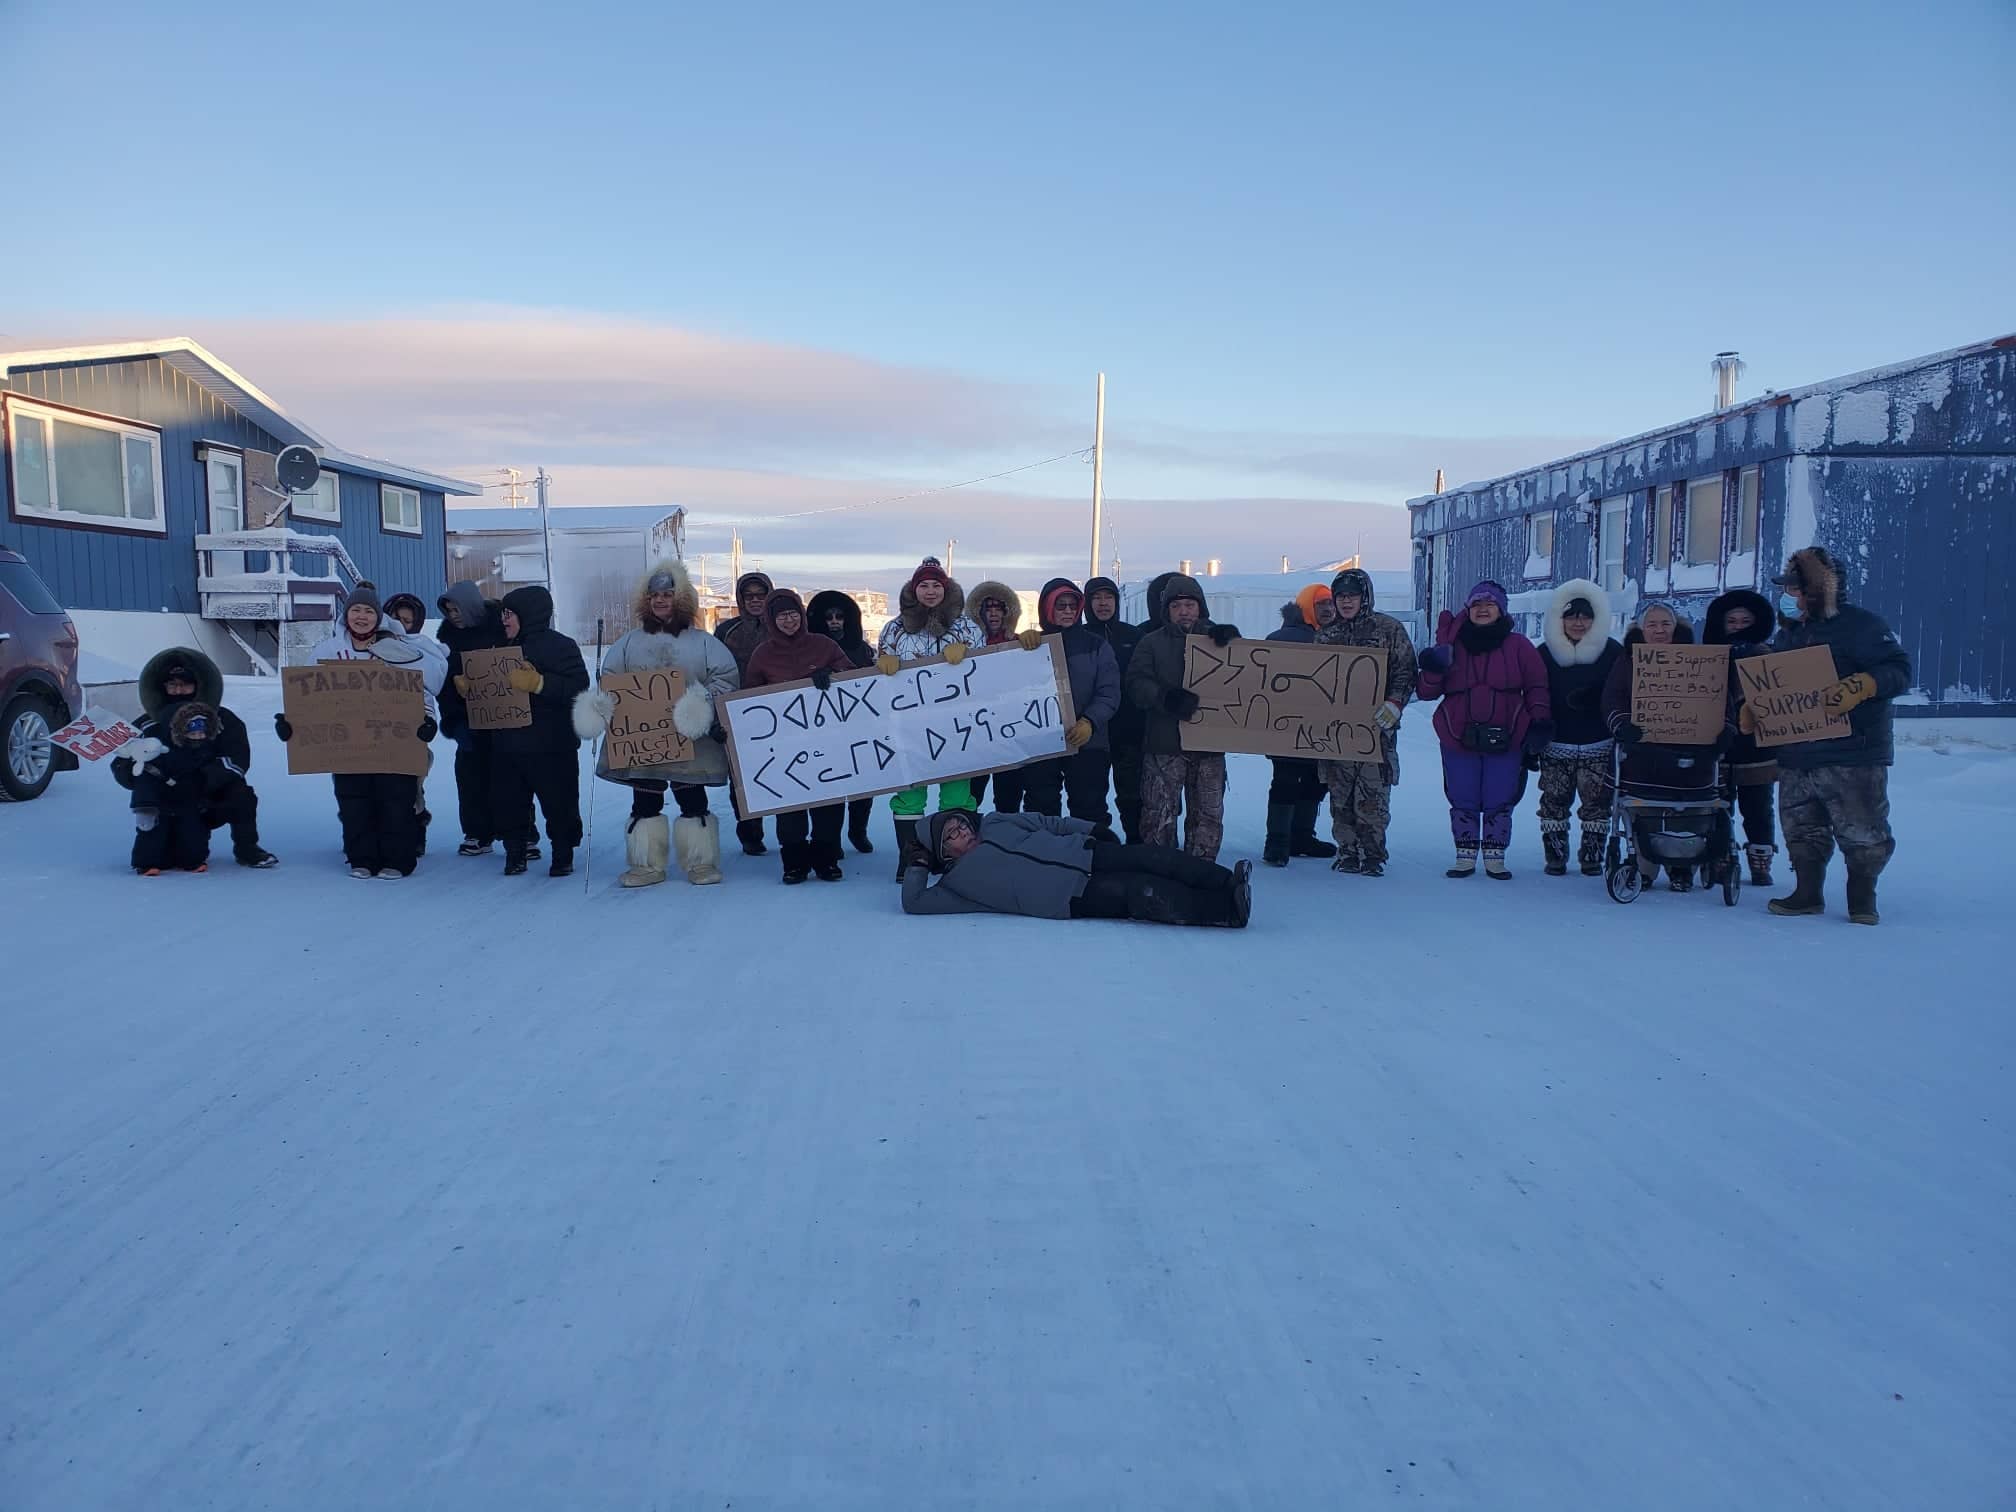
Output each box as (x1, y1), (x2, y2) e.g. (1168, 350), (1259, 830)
(1414, 580), (1553, 878)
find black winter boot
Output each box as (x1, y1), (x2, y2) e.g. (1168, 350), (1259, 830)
(1262, 801), (1293, 867)
(1769, 863), (1827, 917)
(848, 816), (875, 854)
(548, 847), (574, 878)
(1541, 825), (1569, 876)
(1578, 831), (1605, 876)
(892, 818), (920, 881)
(737, 819), (767, 856)
(503, 848), (528, 876)
(1288, 801), (1336, 859)
(1668, 865), (1693, 893)
(1846, 869), (1880, 926)
(1746, 843), (1776, 888)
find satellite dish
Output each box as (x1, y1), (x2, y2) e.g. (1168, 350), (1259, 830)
(276, 445), (322, 493)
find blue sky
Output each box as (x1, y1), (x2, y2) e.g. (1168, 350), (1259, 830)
(5, 0), (2012, 587)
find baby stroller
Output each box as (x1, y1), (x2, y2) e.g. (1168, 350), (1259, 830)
(1603, 741), (1740, 906)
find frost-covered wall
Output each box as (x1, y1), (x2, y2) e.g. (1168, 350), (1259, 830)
(1405, 339), (2016, 714)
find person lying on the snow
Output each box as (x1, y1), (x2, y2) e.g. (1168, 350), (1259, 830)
(901, 809), (1253, 927)
(111, 647), (276, 869)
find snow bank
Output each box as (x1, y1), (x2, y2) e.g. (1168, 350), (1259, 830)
(2, 700), (2010, 1510)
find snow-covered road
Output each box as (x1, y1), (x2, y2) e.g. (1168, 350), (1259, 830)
(4, 682), (2010, 1510)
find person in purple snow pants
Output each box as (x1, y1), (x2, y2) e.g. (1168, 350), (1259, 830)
(1414, 580), (1553, 879)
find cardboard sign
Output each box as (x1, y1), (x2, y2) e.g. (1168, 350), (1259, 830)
(1178, 637), (1389, 762)
(1735, 645), (1852, 749)
(717, 640), (1076, 819)
(599, 669), (693, 770)
(49, 709), (143, 762)
(460, 647), (531, 730)
(280, 663), (430, 776)
(1632, 644), (1730, 745)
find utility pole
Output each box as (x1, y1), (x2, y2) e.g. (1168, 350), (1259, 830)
(945, 538), (956, 575)
(1089, 372), (1106, 580)
(1281, 554), (1290, 574)
(535, 467), (554, 588)
(498, 466), (527, 509)
(729, 530), (743, 588)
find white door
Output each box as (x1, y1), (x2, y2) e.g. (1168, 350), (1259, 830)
(1599, 498), (1628, 603)
(207, 453), (246, 575)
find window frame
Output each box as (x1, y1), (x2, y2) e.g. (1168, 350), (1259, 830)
(1683, 474), (1726, 567)
(1652, 484), (1675, 571)
(1523, 511), (1554, 579)
(291, 468), (343, 524)
(380, 482), (422, 536)
(4, 396), (166, 535)
(1598, 497), (1629, 593)
(1736, 466), (1760, 554)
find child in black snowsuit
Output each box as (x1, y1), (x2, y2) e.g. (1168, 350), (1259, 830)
(483, 585), (590, 877)
(125, 701), (228, 874)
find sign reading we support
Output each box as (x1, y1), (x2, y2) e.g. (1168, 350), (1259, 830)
(281, 663), (429, 776)
(1179, 637), (1389, 762)
(717, 641), (1077, 819)
(460, 647), (531, 730)
(1632, 644), (1730, 744)
(1735, 645), (1851, 749)
(599, 669), (693, 770)
(49, 709), (143, 762)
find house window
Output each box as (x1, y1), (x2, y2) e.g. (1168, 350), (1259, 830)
(381, 483), (421, 535)
(1652, 485), (1675, 570)
(1525, 513), (1554, 577)
(5, 399), (164, 533)
(1737, 467), (1759, 553)
(1684, 475), (1725, 565)
(1598, 498), (1628, 592)
(291, 470), (341, 523)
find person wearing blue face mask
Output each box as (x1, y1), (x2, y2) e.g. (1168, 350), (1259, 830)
(1749, 547), (1912, 925)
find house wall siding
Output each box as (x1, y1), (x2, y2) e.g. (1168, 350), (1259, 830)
(0, 356), (447, 613)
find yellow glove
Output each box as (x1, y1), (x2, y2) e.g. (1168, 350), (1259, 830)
(1064, 718), (1093, 750)
(1827, 673), (1876, 713)
(942, 642), (968, 665)
(1737, 702), (1756, 735)
(876, 653), (902, 677)
(506, 666), (545, 694)
(453, 675), (470, 697)
(1016, 628), (1044, 652)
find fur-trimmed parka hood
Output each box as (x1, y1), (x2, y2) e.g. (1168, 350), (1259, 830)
(1155, 573), (1210, 622)
(1775, 547), (1844, 620)
(166, 699), (220, 748)
(1541, 578), (1615, 666)
(138, 647), (224, 718)
(968, 580), (1020, 641)
(896, 571), (969, 636)
(806, 589), (864, 645)
(1703, 588), (1778, 646)
(635, 559), (700, 634)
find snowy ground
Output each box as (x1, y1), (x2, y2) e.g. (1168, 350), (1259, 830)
(4, 679), (2012, 1511)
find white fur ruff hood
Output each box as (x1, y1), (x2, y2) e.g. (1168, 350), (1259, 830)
(1542, 578), (1612, 666)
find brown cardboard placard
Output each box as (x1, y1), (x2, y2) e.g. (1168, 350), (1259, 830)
(1178, 637), (1389, 762)
(1734, 645), (1851, 749)
(281, 663), (429, 776)
(461, 646), (532, 730)
(716, 638), (1076, 819)
(1632, 643), (1730, 745)
(599, 669), (693, 770)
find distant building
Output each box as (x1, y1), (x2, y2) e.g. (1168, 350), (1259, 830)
(1121, 567), (1419, 641)
(1, 338), (480, 673)
(446, 504), (685, 648)
(1407, 335), (2016, 716)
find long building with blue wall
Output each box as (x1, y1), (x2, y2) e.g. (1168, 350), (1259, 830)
(1, 338), (479, 675)
(1406, 335), (2015, 717)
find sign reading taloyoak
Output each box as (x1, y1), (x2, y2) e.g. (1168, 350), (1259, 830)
(716, 641), (1077, 819)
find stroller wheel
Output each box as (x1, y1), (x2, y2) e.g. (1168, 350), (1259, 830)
(1722, 859), (1741, 907)
(1607, 860), (1643, 904)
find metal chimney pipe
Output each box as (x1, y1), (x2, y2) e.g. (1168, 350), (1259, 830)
(1179, 558), (1193, 576)
(1206, 558), (1221, 577)
(1712, 351), (1746, 411)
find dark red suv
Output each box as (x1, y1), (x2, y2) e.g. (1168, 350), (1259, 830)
(0, 548), (83, 801)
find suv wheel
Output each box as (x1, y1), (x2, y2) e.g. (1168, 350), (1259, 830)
(0, 692), (58, 801)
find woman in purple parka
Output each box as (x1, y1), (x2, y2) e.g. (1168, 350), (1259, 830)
(1415, 581), (1553, 878)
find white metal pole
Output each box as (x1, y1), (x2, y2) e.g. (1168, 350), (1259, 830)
(536, 467), (554, 588)
(1089, 372), (1106, 580)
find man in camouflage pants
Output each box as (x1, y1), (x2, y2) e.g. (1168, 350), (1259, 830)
(1123, 572), (1237, 863)
(1139, 752), (1227, 860)
(1315, 569), (1416, 877)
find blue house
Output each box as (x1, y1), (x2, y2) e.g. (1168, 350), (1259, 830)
(1406, 335), (2016, 717)
(0, 338), (481, 674)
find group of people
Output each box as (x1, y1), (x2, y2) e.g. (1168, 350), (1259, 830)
(104, 544), (1909, 928)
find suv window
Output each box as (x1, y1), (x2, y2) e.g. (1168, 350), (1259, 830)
(0, 558), (64, 615)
